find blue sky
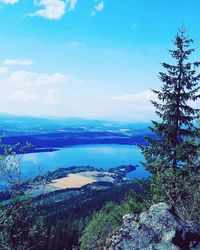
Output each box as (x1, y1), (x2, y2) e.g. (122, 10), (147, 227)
(0, 0), (199, 121)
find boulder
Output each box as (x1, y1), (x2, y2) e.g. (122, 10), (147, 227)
(105, 203), (200, 250)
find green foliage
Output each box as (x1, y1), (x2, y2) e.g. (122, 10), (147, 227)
(0, 199), (47, 250)
(141, 27), (200, 222)
(142, 27), (199, 173)
(36, 181), (143, 250)
(80, 192), (145, 250)
(80, 203), (123, 250)
(0, 141), (47, 250)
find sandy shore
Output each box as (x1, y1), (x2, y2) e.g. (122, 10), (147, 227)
(51, 173), (96, 189)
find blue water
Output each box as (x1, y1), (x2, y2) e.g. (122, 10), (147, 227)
(21, 144), (149, 179)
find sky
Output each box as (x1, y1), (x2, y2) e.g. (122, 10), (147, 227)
(0, 0), (199, 121)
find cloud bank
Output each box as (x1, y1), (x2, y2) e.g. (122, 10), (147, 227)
(4, 58), (33, 66)
(29, 0), (78, 20)
(0, 0), (19, 4)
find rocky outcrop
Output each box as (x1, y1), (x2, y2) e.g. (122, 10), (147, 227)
(105, 203), (200, 250)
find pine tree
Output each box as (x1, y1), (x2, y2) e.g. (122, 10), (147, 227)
(141, 27), (200, 205)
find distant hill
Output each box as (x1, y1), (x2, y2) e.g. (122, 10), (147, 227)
(0, 113), (153, 152)
(0, 113), (151, 136)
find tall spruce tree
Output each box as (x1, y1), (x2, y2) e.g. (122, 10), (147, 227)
(141, 27), (200, 204)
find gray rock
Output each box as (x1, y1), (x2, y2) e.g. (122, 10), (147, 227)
(105, 203), (200, 250)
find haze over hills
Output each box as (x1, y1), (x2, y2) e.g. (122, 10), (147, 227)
(0, 112), (150, 135)
(0, 113), (152, 153)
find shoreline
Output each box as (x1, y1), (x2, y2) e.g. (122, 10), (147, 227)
(21, 165), (137, 198)
(19, 143), (138, 155)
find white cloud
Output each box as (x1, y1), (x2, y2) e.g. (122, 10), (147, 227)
(91, 1), (104, 16)
(42, 88), (59, 104)
(67, 0), (77, 11)
(95, 1), (104, 11)
(110, 89), (156, 104)
(4, 90), (39, 103)
(30, 0), (67, 20)
(1, 0), (78, 19)
(3, 88), (61, 105)
(3, 58), (33, 66)
(8, 70), (71, 85)
(0, 67), (8, 73)
(0, 0), (19, 4)
(111, 90), (155, 103)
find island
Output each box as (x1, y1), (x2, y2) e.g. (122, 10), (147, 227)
(23, 165), (136, 197)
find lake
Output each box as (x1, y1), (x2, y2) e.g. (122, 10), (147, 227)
(21, 144), (149, 179)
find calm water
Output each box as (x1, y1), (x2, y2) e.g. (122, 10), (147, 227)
(21, 144), (149, 179)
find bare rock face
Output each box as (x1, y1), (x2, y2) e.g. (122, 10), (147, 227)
(105, 203), (200, 250)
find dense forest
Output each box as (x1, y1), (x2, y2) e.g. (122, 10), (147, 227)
(0, 28), (199, 250)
